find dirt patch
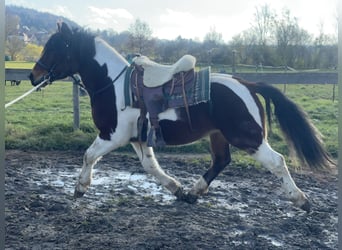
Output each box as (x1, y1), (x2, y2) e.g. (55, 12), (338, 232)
(5, 150), (337, 249)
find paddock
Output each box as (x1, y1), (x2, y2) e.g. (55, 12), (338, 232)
(5, 150), (337, 249)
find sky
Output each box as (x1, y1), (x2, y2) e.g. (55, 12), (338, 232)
(5, 0), (338, 42)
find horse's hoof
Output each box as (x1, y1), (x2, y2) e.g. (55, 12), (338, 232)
(174, 187), (186, 201)
(174, 188), (199, 204)
(184, 193), (198, 204)
(300, 199), (311, 213)
(293, 194), (311, 213)
(74, 189), (85, 199)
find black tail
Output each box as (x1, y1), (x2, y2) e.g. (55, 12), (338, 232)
(252, 82), (334, 169)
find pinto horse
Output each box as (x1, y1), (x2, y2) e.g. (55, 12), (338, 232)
(29, 22), (333, 212)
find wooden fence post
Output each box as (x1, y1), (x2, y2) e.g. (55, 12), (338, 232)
(232, 50), (236, 74)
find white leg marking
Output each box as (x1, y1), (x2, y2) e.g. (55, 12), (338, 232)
(253, 140), (307, 207)
(189, 176), (208, 196)
(75, 133), (129, 196)
(131, 142), (182, 194)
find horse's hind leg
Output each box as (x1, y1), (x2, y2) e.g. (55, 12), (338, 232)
(252, 140), (310, 212)
(131, 142), (183, 197)
(188, 131), (231, 202)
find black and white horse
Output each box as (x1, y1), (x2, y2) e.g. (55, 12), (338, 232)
(29, 22), (333, 212)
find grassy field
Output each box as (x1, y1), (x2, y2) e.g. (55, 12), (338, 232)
(4, 78), (338, 165)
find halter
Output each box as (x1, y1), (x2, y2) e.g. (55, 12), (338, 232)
(34, 41), (73, 84)
(35, 59), (57, 83)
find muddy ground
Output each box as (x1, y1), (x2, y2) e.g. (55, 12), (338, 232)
(5, 150), (337, 249)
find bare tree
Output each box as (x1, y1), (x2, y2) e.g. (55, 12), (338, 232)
(231, 29), (259, 65)
(250, 4), (276, 65)
(252, 4), (275, 46)
(5, 13), (20, 37)
(275, 9), (311, 68)
(204, 26), (223, 45)
(128, 19), (153, 55)
(5, 13), (25, 60)
(6, 36), (25, 60)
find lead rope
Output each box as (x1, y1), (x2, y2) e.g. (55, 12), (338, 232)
(5, 78), (49, 108)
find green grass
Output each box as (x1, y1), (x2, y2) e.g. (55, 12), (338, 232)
(5, 81), (97, 150)
(4, 79), (338, 167)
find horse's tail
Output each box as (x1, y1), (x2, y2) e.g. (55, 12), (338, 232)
(251, 81), (335, 169)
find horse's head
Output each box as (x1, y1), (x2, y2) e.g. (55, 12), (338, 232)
(29, 22), (79, 86)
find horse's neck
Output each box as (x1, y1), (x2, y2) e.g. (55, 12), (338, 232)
(93, 37), (129, 73)
(79, 37), (128, 108)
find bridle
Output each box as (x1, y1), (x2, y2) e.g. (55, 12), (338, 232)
(34, 41), (73, 85)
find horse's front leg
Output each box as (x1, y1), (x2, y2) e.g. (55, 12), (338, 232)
(130, 142), (184, 198)
(74, 134), (127, 198)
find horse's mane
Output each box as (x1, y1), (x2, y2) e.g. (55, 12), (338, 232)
(69, 27), (97, 59)
(70, 27), (96, 43)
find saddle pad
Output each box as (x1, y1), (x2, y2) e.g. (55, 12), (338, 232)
(124, 66), (211, 109)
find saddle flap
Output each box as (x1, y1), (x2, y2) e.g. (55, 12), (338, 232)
(133, 55), (196, 87)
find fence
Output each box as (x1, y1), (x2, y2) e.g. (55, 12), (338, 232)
(5, 68), (80, 129)
(5, 68), (338, 129)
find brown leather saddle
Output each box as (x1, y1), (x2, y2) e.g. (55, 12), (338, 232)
(124, 55), (210, 147)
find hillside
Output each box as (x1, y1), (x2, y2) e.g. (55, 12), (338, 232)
(5, 5), (80, 45)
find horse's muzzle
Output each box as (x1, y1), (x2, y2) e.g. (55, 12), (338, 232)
(29, 72), (50, 88)
(28, 72), (36, 86)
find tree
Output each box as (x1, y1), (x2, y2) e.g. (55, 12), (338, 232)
(204, 26), (223, 45)
(203, 27), (225, 65)
(5, 13), (25, 60)
(312, 22), (336, 68)
(19, 43), (43, 61)
(230, 29), (259, 65)
(251, 4), (276, 64)
(5, 13), (20, 37)
(275, 9), (312, 68)
(128, 19), (153, 55)
(252, 4), (275, 45)
(6, 36), (25, 61)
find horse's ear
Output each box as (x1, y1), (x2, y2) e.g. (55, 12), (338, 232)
(57, 22), (72, 37)
(57, 21), (62, 32)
